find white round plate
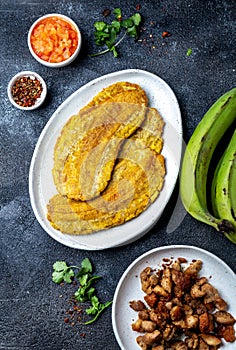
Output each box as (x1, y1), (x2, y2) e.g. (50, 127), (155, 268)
(29, 69), (182, 250)
(112, 245), (236, 350)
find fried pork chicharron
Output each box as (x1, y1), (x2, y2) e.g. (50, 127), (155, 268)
(130, 258), (236, 350)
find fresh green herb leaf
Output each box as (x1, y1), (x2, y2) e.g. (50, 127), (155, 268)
(111, 46), (118, 57)
(121, 18), (134, 28)
(79, 273), (89, 286)
(131, 13), (141, 26)
(94, 21), (107, 31)
(113, 8), (122, 19)
(53, 261), (68, 271)
(52, 257), (112, 325)
(77, 257), (93, 278)
(85, 299), (113, 325)
(127, 25), (138, 38)
(91, 7), (142, 57)
(63, 269), (75, 283)
(74, 275), (101, 302)
(52, 271), (65, 284)
(86, 295), (100, 315)
(111, 20), (121, 33)
(52, 261), (78, 284)
(94, 31), (110, 45)
(87, 286), (96, 299)
(110, 26), (118, 43)
(74, 286), (91, 302)
(186, 48), (193, 57)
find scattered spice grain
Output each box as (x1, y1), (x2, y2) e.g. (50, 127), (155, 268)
(102, 8), (111, 17)
(162, 31), (171, 38)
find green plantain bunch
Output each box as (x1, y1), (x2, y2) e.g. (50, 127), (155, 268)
(180, 87), (236, 243)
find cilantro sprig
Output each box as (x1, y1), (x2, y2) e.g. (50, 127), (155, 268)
(74, 275), (101, 302)
(85, 295), (113, 325)
(91, 8), (142, 57)
(52, 261), (79, 284)
(52, 258), (112, 325)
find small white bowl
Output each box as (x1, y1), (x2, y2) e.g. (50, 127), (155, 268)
(27, 13), (82, 68)
(8, 71), (47, 110)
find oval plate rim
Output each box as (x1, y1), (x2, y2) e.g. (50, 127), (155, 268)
(29, 69), (182, 250)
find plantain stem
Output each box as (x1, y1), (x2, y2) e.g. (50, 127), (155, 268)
(217, 219), (235, 233)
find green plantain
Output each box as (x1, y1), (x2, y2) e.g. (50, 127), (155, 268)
(230, 152), (236, 220)
(180, 87), (236, 241)
(211, 129), (236, 243)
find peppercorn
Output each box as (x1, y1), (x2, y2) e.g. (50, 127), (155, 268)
(11, 76), (43, 107)
(162, 31), (171, 38)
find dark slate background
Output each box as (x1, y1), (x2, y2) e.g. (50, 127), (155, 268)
(0, 1), (235, 349)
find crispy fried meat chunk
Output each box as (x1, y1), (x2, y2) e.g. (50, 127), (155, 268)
(214, 310), (236, 325)
(184, 260), (202, 277)
(198, 338), (210, 350)
(144, 292), (159, 308)
(172, 269), (192, 298)
(200, 333), (221, 347)
(201, 283), (222, 306)
(132, 319), (156, 333)
(141, 330), (162, 346)
(160, 267), (172, 293)
(129, 300), (147, 312)
(185, 333), (199, 349)
(138, 310), (150, 321)
(170, 340), (188, 350)
(199, 312), (214, 333)
(152, 346), (164, 350)
(217, 324), (236, 342)
(162, 324), (176, 341)
(170, 305), (183, 321)
(140, 267), (153, 293)
(130, 258), (236, 350)
(136, 330), (162, 350)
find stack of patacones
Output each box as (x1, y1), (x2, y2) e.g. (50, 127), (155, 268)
(47, 82), (166, 235)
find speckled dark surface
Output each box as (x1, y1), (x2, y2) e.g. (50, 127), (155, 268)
(0, 1), (235, 349)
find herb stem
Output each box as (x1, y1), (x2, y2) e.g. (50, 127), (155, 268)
(84, 311), (101, 325)
(84, 301), (113, 325)
(90, 31), (127, 57)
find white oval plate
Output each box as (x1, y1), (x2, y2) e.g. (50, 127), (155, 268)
(29, 69), (182, 250)
(112, 245), (236, 350)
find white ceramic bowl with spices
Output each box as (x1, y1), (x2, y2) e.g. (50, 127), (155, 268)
(7, 71), (47, 110)
(27, 14), (82, 68)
